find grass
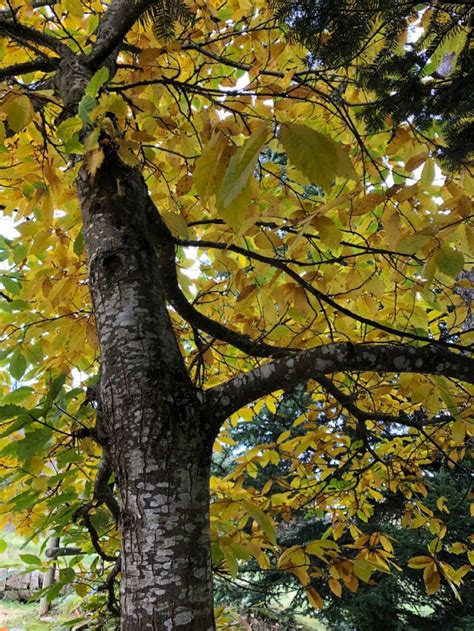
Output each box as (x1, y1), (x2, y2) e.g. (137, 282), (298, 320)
(0, 531), (76, 630)
(0, 600), (58, 630)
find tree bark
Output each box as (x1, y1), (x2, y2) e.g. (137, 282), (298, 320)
(77, 153), (215, 630)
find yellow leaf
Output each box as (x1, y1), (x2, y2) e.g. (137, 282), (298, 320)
(32, 476), (48, 492)
(448, 542), (466, 555)
(312, 216), (342, 249)
(86, 320), (99, 348)
(424, 565), (441, 595)
(277, 430), (291, 444)
(4, 94), (34, 132)
(328, 577), (342, 597)
(436, 496), (450, 514)
(43, 160), (62, 198)
(451, 420), (466, 444)
(86, 148), (105, 180)
(217, 123), (269, 210)
(279, 123), (356, 191)
(306, 539), (340, 556)
(75, 583), (89, 597)
(305, 587), (324, 610)
(194, 132), (231, 203)
(352, 192), (385, 216)
(397, 233), (432, 254)
(405, 152), (429, 172)
(380, 535), (394, 553)
(408, 555), (433, 569)
(66, 0), (83, 16)
(278, 545), (305, 570)
(420, 158), (436, 186)
(29, 455), (43, 476)
(291, 565), (311, 586)
(162, 212), (189, 238)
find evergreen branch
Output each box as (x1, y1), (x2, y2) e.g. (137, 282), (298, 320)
(139, 0), (192, 40)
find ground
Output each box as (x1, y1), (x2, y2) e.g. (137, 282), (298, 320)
(0, 601), (57, 630)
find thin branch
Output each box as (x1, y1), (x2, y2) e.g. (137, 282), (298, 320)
(176, 238), (468, 352)
(73, 502), (117, 562)
(315, 374), (454, 430)
(142, 191), (294, 357)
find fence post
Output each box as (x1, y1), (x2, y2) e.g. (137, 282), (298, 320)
(39, 535), (59, 616)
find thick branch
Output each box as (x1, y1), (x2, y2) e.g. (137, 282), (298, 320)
(205, 342), (474, 423)
(148, 214), (293, 357)
(0, 57), (58, 79)
(0, 16), (71, 56)
(93, 452), (120, 521)
(73, 504), (116, 562)
(165, 275), (292, 357)
(86, 0), (156, 69)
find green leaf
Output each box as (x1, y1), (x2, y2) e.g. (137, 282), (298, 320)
(194, 132), (230, 203)
(0, 403), (29, 421)
(78, 94), (97, 124)
(353, 559), (376, 583)
(397, 233), (432, 254)
(2, 386), (33, 405)
(0, 415), (29, 438)
(46, 581), (63, 603)
(1, 276), (21, 295)
(85, 67), (109, 98)
(9, 349), (27, 380)
(73, 228), (85, 256)
(63, 134), (84, 154)
(57, 116), (83, 142)
(217, 123), (269, 210)
(221, 545), (239, 578)
(25, 343), (44, 364)
(279, 123), (355, 191)
(20, 554), (42, 565)
(434, 246), (464, 278)
(0, 539), (7, 554)
(434, 377), (459, 415)
(41, 373), (66, 415)
(242, 501), (276, 545)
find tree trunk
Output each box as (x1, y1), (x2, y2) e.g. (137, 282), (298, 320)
(119, 425), (214, 630)
(77, 154), (216, 629)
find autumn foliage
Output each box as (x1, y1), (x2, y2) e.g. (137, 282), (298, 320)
(0, 0), (472, 626)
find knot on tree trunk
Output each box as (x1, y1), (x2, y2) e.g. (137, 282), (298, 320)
(54, 56), (92, 118)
